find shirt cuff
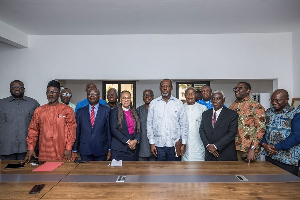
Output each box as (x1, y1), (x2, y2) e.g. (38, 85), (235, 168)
(149, 139), (154, 144)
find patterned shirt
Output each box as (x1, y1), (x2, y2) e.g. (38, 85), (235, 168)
(147, 95), (188, 147)
(262, 105), (300, 166)
(230, 96), (266, 152)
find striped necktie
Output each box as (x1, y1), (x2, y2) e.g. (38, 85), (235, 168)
(212, 111), (217, 126)
(91, 106), (95, 127)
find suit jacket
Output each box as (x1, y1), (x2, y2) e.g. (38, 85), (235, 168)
(200, 107), (238, 161)
(73, 104), (111, 156)
(110, 108), (140, 153)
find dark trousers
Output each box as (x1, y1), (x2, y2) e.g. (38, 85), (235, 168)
(266, 156), (299, 176)
(156, 147), (175, 161)
(0, 153), (27, 160)
(80, 154), (107, 161)
(111, 150), (138, 161)
(138, 155), (157, 161)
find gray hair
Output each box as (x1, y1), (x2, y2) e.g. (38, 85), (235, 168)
(212, 90), (225, 99)
(185, 87), (196, 95)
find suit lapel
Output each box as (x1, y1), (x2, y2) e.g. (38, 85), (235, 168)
(206, 109), (214, 130)
(83, 106), (93, 128)
(122, 112), (130, 135)
(93, 105), (102, 128)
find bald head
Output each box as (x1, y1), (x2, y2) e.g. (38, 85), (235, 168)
(270, 89), (289, 112)
(272, 89), (289, 99)
(85, 82), (97, 92)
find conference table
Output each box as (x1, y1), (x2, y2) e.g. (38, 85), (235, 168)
(1, 160), (300, 199)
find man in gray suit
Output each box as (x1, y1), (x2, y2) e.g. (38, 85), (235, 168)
(136, 89), (156, 161)
(200, 90), (238, 161)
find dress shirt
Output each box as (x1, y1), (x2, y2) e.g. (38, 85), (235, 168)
(89, 103), (99, 118)
(197, 99), (213, 109)
(0, 96), (40, 155)
(75, 98), (106, 113)
(261, 105), (300, 166)
(230, 96), (266, 152)
(212, 107), (223, 122)
(197, 99), (227, 110)
(59, 100), (76, 111)
(147, 95), (188, 147)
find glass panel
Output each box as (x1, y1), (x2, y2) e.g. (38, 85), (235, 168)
(178, 84), (192, 101)
(105, 84), (118, 102)
(194, 83), (206, 91)
(121, 84), (134, 106)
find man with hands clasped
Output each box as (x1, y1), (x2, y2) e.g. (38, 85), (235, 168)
(261, 89), (300, 176)
(200, 90), (238, 161)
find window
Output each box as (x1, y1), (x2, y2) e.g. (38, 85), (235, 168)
(102, 81), (136, 107)
(176, 81), (210, 102)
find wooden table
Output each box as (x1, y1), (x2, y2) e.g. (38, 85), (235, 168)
(0, 160), (78, 200)
(1, 161), (300, 199)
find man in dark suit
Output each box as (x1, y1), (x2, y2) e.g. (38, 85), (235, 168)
(200, 90), (238, 161)
(73, 88), (111, 161)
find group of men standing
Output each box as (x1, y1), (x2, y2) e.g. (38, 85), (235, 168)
(0, 79), (299, 176)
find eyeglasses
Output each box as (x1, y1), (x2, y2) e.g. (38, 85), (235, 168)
(11, 86), (25, 90)
(269, 99), (284, 104)
(88, 93), (99, 97)
(233, 87), (247, 91)
(46, 90), (59, 94)
(61, 93), (71, 97)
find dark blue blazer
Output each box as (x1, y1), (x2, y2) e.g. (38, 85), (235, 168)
(110, 108), (140, 153)
(73, 104), (111, 156)
(199, 107), (238, 161)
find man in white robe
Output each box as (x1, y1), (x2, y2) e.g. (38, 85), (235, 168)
(182, 87), (207, 161)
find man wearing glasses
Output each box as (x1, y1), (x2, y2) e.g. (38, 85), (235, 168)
(261, 89), (300, 176)
(0, 80), (40, 160)
(60, 88), (76, 111)
(22, 80), (76, 163)
(73, 88), (111, 161)
(230, 82), (266, 163)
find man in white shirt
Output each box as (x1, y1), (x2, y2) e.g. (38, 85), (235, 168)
(147, 79), (188, 161)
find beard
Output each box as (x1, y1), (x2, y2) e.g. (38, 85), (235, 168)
(161, 92), (170, 97)
(11, 93), (24, 99)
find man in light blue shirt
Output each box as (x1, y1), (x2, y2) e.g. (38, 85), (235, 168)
(75, 82), (106, 113)
(147, 79), (188, 161)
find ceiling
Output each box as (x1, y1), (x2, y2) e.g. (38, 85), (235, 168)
(0, 0), (300, 35)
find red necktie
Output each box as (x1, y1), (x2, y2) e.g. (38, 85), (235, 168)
(212, 111), (217, 126)
(91, 106), (95, 127)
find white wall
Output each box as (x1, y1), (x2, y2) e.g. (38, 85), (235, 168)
(293, 28), (300, 99)
(0, 33), (293, 105)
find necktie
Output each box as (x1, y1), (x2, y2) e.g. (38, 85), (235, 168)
(91, 106), (95, 127)
(212, 111), (217, 126)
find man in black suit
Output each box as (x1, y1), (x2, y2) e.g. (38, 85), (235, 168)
(200, 90), (238, 161)
(73, 88), (111, 161)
